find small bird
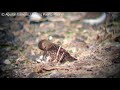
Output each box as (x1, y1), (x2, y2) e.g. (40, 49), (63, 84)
(38, 39), (77, 63)
(29, 12), (42, 22)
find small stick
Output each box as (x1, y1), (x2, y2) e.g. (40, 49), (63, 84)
(54, 46), (61, 62)
(42, 66), (70, 71)
(59, 52), (64, 63)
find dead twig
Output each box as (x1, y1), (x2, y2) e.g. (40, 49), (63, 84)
(54, 46), (61, 63)
(58, 52), (64, 63)
(42, 66), (70, 71)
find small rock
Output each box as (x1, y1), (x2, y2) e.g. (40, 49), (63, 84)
(48, 36), (53, 40)
(50, 71), (64, 78)
(3, 59), (11, 65)
(27, 72), (38, 78)
(36, 59), (41, 63)
(36, 55), (43, 63)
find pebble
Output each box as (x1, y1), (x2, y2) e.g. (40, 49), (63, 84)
(36, 55), (43, 63)
(27, 72), (38, 78)
(3, 59), (11, 65)
(48, 36), (53, 40)
(50, 71), (64, 78)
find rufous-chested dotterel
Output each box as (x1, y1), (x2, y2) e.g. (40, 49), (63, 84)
(38, 39), (77, 63)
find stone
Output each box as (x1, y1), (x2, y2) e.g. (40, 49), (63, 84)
(3, 59), (11, 65)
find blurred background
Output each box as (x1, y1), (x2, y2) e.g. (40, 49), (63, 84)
(0, 12), (120, 78)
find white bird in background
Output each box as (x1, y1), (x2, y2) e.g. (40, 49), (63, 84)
(29, 12), (107, 25)
(82, 12), (107, 25)
(29, 12), (42, 22)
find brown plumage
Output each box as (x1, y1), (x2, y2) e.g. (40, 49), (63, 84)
(38, 39), (77, 63)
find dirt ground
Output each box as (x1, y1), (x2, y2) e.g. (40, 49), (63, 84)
(0, 12), (120, 78)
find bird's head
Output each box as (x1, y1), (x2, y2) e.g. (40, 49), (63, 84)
(38, 39), (53, 51)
